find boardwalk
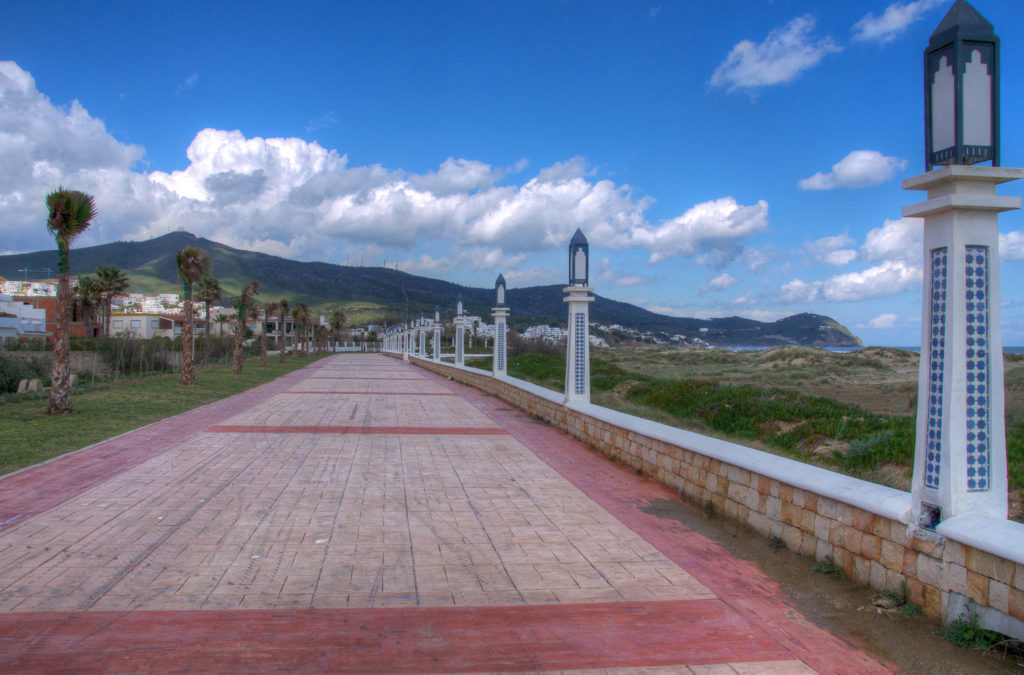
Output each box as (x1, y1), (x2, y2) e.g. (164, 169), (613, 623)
(0, 354), (894, 673)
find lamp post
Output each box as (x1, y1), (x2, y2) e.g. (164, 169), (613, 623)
(492, 275), (509, 377)
(564, 229), (594, 404)
(907, 0), (1021, 527)
(455, 294), (465, 367)
(418, 311), (426, 358)
(433, 305), (441, 362)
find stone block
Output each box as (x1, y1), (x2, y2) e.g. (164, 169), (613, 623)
(814, 515), (832, 542)
(990, 580), (1010, 614)
(869, 561), (886, 590)
(835, 503), (854, 526)
(27, 379), (42, 392)
(948, 563), (968, 595)
(828, 521), (845, 547)
(923, 585), (945, 619)
(16, 379), (29, 393)
(860, 534), (881, 562)
(966, 570), (989, 605)
(781, 524), (803, 552)
(917, 553), (944, 588)
(803, 492), (817, 513)
(1017, 563), (1024, 592)
(902, 548), (918, 578)
(817, 497), (837, 520)
(1010, 588), (1024, 622)
(880, 540), (904, 572)
(780, 502), (800, 527)
(800, 533), (817, 557)
(748, 511), (770, 537)
(799, 508), (816, 534)
(727, 483), (748, 505)
(745, 489), (765, 513)
(886, 570), (905, 594)
(788, 487), (802, 507)
(966, 548), (1015, 585)
(765, 496), (782, 522)
(943, 540), (966, 567)
(852, 508), (874, 532)
(871, 516), (892, 540)
(843, 526), (863, 556)
(910, 535), (942, 557)
(757, 476), (771, 495)
(889, 522), (912, 548)
(816, 539), (833, 562)
(853, 556), (871, 584)
(907, 578), (926, 606)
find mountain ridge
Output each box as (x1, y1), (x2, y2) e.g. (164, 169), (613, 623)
(0, 231), (862, 347)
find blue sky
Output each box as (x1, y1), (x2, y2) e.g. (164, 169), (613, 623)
(2, 0), (1023, 346)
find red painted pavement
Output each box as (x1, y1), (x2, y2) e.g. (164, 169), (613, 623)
(207, 425), (509, 435)
(0, 600), (793, 673)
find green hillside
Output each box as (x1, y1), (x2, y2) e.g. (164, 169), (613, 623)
(0, 231), (861, 347)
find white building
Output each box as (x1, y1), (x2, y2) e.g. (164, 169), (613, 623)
(0, 293), (49, 348)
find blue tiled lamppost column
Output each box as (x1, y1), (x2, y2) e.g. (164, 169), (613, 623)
(432, 306), (442, 362)
(907, 0), (1022, 527)
(418, 312), (426, 358)
(564, 229), (594, 405)
(455, 294), (465, 367)
(492, 275), (509, 377)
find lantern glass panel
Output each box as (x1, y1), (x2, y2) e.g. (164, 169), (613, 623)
(930, 49), (956, 156)
(963, 44), (993, 147)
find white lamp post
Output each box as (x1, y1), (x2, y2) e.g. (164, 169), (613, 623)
(492, 275), (509, 377)
(907, 0), (1021, 527)
(433, 305), (441, 362)
(564, 228), (594, 404)
(455, 293), (465, 367)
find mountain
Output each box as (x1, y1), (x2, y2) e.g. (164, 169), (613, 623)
(0, 231), (861, 347)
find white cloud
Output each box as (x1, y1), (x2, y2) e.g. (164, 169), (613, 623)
(851, 0), (945, 44)
(710, 15), (841, 93)
(700, 273), (739, 294)
(1000, 232), (1024, 261)
(780, 278), (821, 303)
(868, 313), (900, 329)
(0, 59), (774, 290)
(861, 218), (922, 264)
(822, 260), (921, 302)
(799, 150), (907, 190)
(627, 197), (769, 265)
(646, 305), (689, 318)
(803, 233), (856, 266)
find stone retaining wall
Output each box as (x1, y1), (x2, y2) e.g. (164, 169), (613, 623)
(399, 353), (1024, 639)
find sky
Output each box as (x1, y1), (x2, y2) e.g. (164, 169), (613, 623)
(2, 0), (1023, 346)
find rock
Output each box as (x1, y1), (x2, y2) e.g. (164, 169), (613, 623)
(16, 379), (29, 394)
(27, 379), (42, 392)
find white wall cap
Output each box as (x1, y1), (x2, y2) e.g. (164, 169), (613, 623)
(938, 513), (1024, 565)
(903, 194), (1021, 218)
(903, 166), (1024, 190)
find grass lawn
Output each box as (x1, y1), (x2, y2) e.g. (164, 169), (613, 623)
(0, 354), (330, 477)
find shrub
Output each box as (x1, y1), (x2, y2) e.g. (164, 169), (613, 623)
(0, 353), (50, 394)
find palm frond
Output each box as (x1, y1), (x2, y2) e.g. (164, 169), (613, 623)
(45, 188), (97, 245)
(177, 246), (211, 284)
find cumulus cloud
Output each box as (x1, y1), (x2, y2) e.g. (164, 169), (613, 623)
(799, 150), (907, 190)
(700, 273), (739, 294)
(780, 278), (820, 303)
(710, 15), (841, 93)
(627, 197), (769, 265)
(1000, 232), (1024, 261)
(868, 313), (900, 329)
(851, 0), (945, 44)
(822, 260), (921, 301)
(0, 60), (772, 290)
(803, 234), (856, 266)
(861, 218), (922, 264)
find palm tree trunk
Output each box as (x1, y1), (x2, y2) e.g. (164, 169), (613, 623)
(260, 324), (267, 367)
(279, 311), (287, 363)
(181, 299), (195, 385)
(232, 320), (244, 374)
(47, 270), (73, 414)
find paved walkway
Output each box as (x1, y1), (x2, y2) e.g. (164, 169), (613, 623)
(0, 354), (895, 673)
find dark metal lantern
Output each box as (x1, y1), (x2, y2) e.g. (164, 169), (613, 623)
(569, 229), (589, 286)
(495, 274), (506, 307)
(925, 0), (999, 171)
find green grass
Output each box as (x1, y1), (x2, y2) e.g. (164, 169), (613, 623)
(0, 353), (331, 476)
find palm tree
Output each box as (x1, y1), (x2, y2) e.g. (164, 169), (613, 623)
(215, 313), (231, 337)
(262, 301), (279, 367)
(232, 281), (259, 374)
(95, 265), (129, 335)
(177, 246), (210, 385)
(45, 188), (97, 414)
(74, 275), (102, 339)
(278, 298), (289, 363)
(330, 310), (347, 352)
(194, 276), (222, 338)
(292, 303), (311, 357)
